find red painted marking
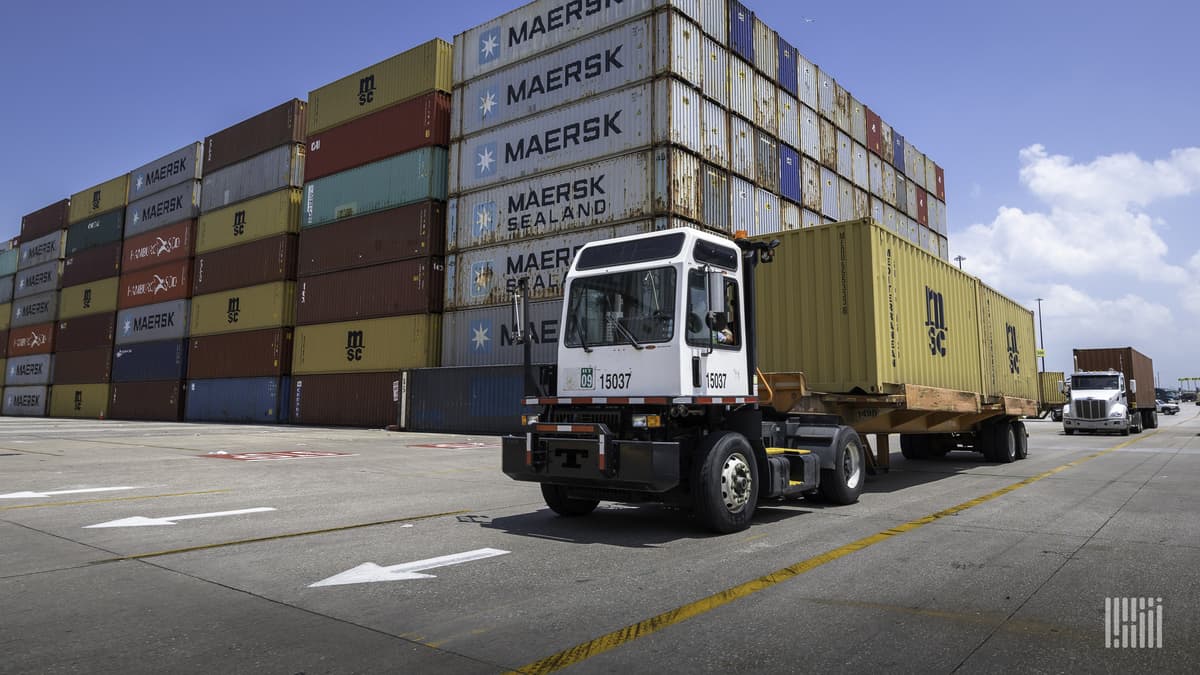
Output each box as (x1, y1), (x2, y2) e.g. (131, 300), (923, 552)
(205, 451), (355, 462)
(409, 442), (497, 449)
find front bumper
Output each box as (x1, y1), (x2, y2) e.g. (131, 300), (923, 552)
(502, 424), (681, 492)
(1063, 417), (1127, 431)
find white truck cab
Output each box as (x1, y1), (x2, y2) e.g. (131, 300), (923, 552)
(1062, 370), (1140, 435)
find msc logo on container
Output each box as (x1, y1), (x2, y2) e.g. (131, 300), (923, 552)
(82, 289), (92, 309)
(233, 210), (247, 237)
(1006, 324), (1021, 374)
(358, 75), (376, 106)
(478, 27), (502, 66)
(227, 297), (240, 324)
(346, 331), (366, 361)
(91, 190), (101, 210)
(925, 286), (948, 357)
(74, 390), (84, 411)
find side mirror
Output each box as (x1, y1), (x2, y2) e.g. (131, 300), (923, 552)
(1057, 379), (1066, 395)
(706, 269), (727, 331)
(1129, 379), (1137, 394)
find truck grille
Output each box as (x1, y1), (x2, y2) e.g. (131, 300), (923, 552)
(1073, 399), (1106, 420)
(550, 409), (622, 430)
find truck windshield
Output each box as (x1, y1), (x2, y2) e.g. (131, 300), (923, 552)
(564, 267), (677, 349)
(1073, 375), (1120, 390)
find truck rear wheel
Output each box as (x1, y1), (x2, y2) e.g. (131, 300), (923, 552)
(982, 423), (1016, 463)
(819, 427), (865, 505)
(899, 434), (928, 460)
(541, 484), (599, 517)
(1012, 421), (1028, 460)
(692, 431), (759, 534)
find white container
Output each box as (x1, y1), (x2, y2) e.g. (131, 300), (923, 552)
(833, 83), (851, 133)
(905, 179), (918, 219)
(869, 196), (884, 224)
(799, 104), (820, 160)
(836, 130), (852, 178)
(853, 186), (869, 219)
(850, 95), (867, 145)
(701, 35), (729, 107)
(904, 140), (925, 189)
(752, 17), (776, 80)
(851, 142), (869, 190)
(701, 98), (730, 167)
(937, 235), (949, 261)
(925, 155), (938, 197)
(754, 188), (780, 236)
(868, 153), (883, 198)
(796, 54), (818, 109)
(729, 55), (755, 121)
(754, 130), (778, 192)
(655, 146), (703, 222)
(882, 204), (899, 234)
(816, 67), (835, 119)
(753, 73), (776, 134)
(657, 10), (703, 88)
(880, 120), (894, 165)
(699, 0), (728, 44)
(730, 114), (756, 180)
(730, 175), (754, 234)
(882, 162), (897, 206)
(838, 177), (854, 221)
(801, 208), (821, 229)
(820, 167), (839, 220)
(776, 90), (799, 149)
(701, 164), (730, 232)
(801, 156), (821, 213)
(200, 144), (304, 213)
(780, 201), (800, 230)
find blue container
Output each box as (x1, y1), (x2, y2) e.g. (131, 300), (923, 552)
(406, 365), (541, 435)
(777, 37), (798, 98)
(184, 377), (288, 423)
(893, 132), (906, 173)
(729, 1), (754, 63)
(779, 145), (802, 204)
(112, 340), (187, 383)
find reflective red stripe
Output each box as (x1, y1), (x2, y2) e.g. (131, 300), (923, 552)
(526, 396), (672, 406)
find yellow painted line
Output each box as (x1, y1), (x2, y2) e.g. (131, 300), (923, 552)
(511, 432), (1156, 675)
(111, 510), (471, 561)
(0, 490), (230, 511)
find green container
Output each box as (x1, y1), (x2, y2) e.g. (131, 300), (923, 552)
(65, 209), (124, 255)
(302, 147), (447, 229)
(0, 249), (17, 277)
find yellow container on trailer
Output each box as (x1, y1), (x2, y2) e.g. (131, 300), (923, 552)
(189, 281), (296, 336)
(977, 281), (1038, 400)
(69, 174), (130, 224)
(1039, 371), (1068, 405)
(292, 315), (441, 374)
(58, 277), (120, 320)
(50, 384), (111, 418)
(195, 188), (302, 254)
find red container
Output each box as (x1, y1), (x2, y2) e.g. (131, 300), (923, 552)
(8, 322), (55, 357)
(864, 107), (883, 157)
(53, 346), (113, 385)
(204, 99), (308, 175)
(915, 186), (929, 226)
(296, 258), (444, 325)
(192, 234), (297, 296)
(21, 200), (70, 241)
(187, 327), (293, 379)
(289, 372), (401, 427)
(935, 165), (945, 201)
(303, 92), (451, 182)
(62, 241), (122, 287)
(297, 202), (445, 276)
(109, 380), (185, 421)
(118, 259), (193, 309)
(122, 219), (196, 273)
(56, 313), (117, 352)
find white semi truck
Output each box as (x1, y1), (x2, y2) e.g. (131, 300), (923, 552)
(1062, 347), (1157, 435)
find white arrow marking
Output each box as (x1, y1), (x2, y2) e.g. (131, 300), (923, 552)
(310, 548), (510, 587)
(0, 487), (139, 499)
(84, 507), (276, 528)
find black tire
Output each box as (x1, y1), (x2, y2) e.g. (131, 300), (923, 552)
(899, 434), (928, 460)
(1119, 422), (1130, 436)
(692, 431), (758, 533)
(981, 423), (1016, 463)
(1130, 414), (1142, 434)
(1012, 421), (1028, 460)
(1064, 428), (1074, 435)
(1145, 410), (1158, 429)
(819, 427), (866, 505)
(541, 484), (599, 517)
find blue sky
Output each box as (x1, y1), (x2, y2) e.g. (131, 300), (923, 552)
(2, 0), (1197, 388)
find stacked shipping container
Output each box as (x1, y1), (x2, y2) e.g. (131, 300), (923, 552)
(0, 243), (17, 401)
(290, 40), (452, 427)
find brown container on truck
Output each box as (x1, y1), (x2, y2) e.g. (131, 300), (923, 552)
(303, 92), (451, 182)
(295, 258), (444, 325)
(52, 346), (113, 385)
(187, 327), (293, 379)
(109, 380), (185, 421)
(8, 322), (55, 357)
(118, 259), (193, 309)
(21, 200), (70, 240)
(297, 202), (445, 276)
(62, 241), (122, 287)
(122, 219), (195, 273)
(203, 99), (307, 175)
(1072, 347), (1155, 411)
(56, 313), (117, 352)
(192, 234), (297, 296)
(288, 371), (402, 427)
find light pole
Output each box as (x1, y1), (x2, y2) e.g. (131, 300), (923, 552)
(954, 255), (966, 270)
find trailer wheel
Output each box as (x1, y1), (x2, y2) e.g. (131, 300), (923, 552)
(692, 431), (758, 533)
(819, 427), (865, 505)
(983, 423), (1016, 463)
(1064, 428), (1074, 435)
(1012, 421), (1028, 460)
(1144, 410), (1158, 429)
(540, 484), (599, 517)
(899, 434), (928, 460)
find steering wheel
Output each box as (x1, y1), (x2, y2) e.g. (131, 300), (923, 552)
(686, 312), (703, 334)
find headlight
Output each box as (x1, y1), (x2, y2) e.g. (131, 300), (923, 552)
(522, 414), (539, 425)
(1109, 411), (1124, 418)
(631, 414), (662, 429)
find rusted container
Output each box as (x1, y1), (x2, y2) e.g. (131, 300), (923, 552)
(187, 327), (293, 379)
(297, 202), (445, 276)
(203, 99), (307, 175)
(122, 219), (196, 273)
(935, 165), (946, 201)
(49, 384), (110, 419)
(52, 346), (112, 385)
(865, 107), (883, 156)
(108, 380), (185, 421)
(69, 174), (130, 225)
(192, 234), (297, 296)
(21, 200), (69, 241)
(118, 259), (193, 310)
(56, 313), (116, 352)
(9, 322), (56, 357)
(288, 371), (402, 427)
(62, 241), (122, 287)
(304, 92), (451, 182)
(915, 186), (929, 226)
(58, 276), (119, 320)
(65, 209), (124, 255)
(296, 259), (443, 325)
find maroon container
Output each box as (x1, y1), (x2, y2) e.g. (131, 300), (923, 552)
(21, 200), (70, 241)
(187, 327), (293, 379)
(61, 241), (122, 287)
(864, 107), (883, 157)
(915, 186), (929, 226)
(296, 258), (444, 325)
(304, 92), (450, 182)
(122, 219), (196, 273)
(192, 234), (297, 296)
(118, 259), (193, 310)
(56, 313), (117, 352)
(289, 371), (401, 427)
(52, 346), (113, 385)
(8, 322), (55, 357)
(297, 202), (445, 277)
(935, 165), (945, 201)
(109, 380), (185, 421)
(204, 99), (307, 175)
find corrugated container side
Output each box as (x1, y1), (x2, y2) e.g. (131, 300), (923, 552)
(288, 371), (401, 427)
(3, 385), (48, 416)
(307, 92), (450, 181)
(9, 322), (56, 357)
(728, 0), (754, 62)
(701, 99), (730, 168)
(796, 54), (817, 109)
(882, 204), (900, 234)
(836, 129), (852, 178)
(58, 277), (119, 321)
(816, 67), (835, 119)
(882, 163), (897, 206)
(57, 313), (116, 351)
(441, 300), (559, 367)
(701, 35), (729, 108)
(204, 99), (307, 175)
(14, 260), (63, 299)
(728, 56), (755, 121)
(652, 77), (703, 155)
(304, 147), (447, 228)
(292, 315), (441, 374)
(189, 281), (295, 337)
(916, 186), (929, 226)
(833, 83), (851, 132)
(1072, 348), (1155, 411)
(754, 130), (779, 192)
(801, 208), (821, 228)
(905, 180), (918, 219)
(819, 167), (839, 220)
(754, 189), (780, 236)
(0, 301), (9, 330)
(0, 279), (9, 305)
(881, 120), (894, 165)
(406, 366), (533, 435)
(66, 209), (124, 255)
(187, 327), (293, 379)
(184, 377), (287, 423)
(865, 106), (882, 156)
(308, 39), (451, 135)
(854, 187), (870, 219)
(895, 173), (908, 213)
(0, 250), (17, 276)
(799, 104), (819, 160)
(112, 340), (187, 383)
(49, 383), (110, 419)
(128, 144), (203, 202)
(753, 73), (776, 134)
(752, 17), (775, 78)
(837, 177), (855, 223)
(819, 118), (837, 170)
(11, 291), (59, 328)
(19, 231), (66, 270)
(200, 144), (304, 213)
(779, 145), (801, 204)
(777, 92), (799, 150)
(7, 354), (54, 386)
(657, 11), (703, 88)
(935, 164), (946, 201)
(300, 202), (445, 276)
(801, 156), (821, 212)
(925, 155), (938, 196)
(850, 96), (867, 145)
(1039, 372), (1068, 405)
(192, 235), (297, 296)
(781, 200), (800, 230)
(114, 300), (190, 345)
(21, 200), (70, 241)
(905, 141), (925, 189)
(52, 346), (112, 385)
(121, 219), (195, 273)
(0, 331), (7, 358)
(296, 259), (444, 325)
(196, 188), (302, 254)
(700, 0), (728, 44)
(730, 115), (756, 180)
(62, 241), (122, 287)
(69, 175), (130, 225)
(851, 142), (869, 190)
(653, 146), (702, 223)
(977, 282), (1038, 400)
(870, 195), (884, 224)
(124, 180), (201, 238)
(701, 164), (731, 233)
(776, 36), (798, 96)
(892, 131), (905, 173)
(108, 380), (184, 421)
(868, 154), (884, 198)
(730, 175), (754, 234)
(118, 259), (192, 310)
(937, 236), (949, 261)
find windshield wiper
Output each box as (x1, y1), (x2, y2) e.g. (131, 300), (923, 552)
(569, 314), (593, 353)
(606, 315), (644, 350)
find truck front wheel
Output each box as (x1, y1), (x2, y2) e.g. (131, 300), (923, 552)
(692, 431), (759, 534)
(541, 484), (599, 517)
(819, 427), (866, 505)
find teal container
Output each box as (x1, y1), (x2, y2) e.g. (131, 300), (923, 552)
(302, 147), (447, 229)
(0, 248), (17, 277)
(65, 209), (125, 256)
